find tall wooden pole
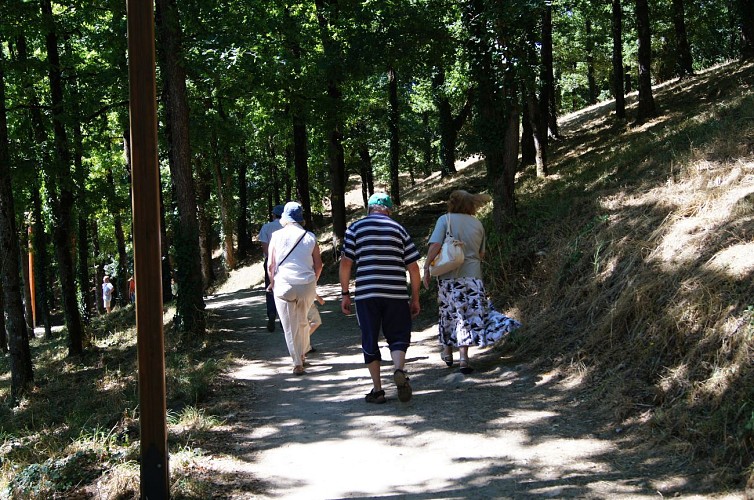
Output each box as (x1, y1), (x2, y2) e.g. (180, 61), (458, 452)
(126, 0), (169, 497)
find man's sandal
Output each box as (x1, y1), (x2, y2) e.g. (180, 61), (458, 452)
(365, 389), (386, 404)
(393, 369), (413, 402)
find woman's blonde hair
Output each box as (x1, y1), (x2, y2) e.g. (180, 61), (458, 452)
(447, 190), (491, 215)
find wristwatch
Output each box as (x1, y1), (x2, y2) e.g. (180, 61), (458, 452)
(341, 290), (350, 297)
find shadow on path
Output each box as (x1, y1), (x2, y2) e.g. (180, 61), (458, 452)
(195, 282), (731, 499)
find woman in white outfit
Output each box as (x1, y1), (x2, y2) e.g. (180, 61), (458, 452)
(267, 202), (323, 375)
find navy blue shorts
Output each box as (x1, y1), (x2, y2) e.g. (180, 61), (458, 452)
(355, 297), (412, 364)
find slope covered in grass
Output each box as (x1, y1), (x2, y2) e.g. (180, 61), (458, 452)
(399, 60), (754, 487)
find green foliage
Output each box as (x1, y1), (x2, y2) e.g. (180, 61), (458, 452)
(4, 450), (101, 499)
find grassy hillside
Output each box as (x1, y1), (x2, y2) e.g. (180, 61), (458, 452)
(398, 59), (754, 486)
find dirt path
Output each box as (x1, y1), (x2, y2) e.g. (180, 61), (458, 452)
(195, 272), (742, 499)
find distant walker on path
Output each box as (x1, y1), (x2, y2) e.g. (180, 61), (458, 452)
(339, 192), (421, 404)
(258, 204), (285, 331)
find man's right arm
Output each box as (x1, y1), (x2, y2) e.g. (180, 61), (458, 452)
(339, 257), (353, 315)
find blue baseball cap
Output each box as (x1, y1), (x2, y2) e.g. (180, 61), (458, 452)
(367, 192), (393, 209)
(272, 205), (285, 217)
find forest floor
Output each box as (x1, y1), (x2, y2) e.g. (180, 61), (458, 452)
(178, 262), (746, 499)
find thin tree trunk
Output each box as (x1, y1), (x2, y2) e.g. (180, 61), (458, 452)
(20, 230), (33, 331)
(527, 94), (547, 177)
(211, 109), (236, 270)
(0, 281), (6, 352)
(421, 111), (433, 177)
(541, 1), (558, 138)
(672, 0), (694, 77)
(30, 185), (52, 336)
(155, 0), (206, 338)
(236, 158), (250, 260)
(0, 45), (34, 398)
(15, 35), (53, 337)
(521, 100), (535, 166)
(612, 0), (626, 119)
(635, 0), (657, 123)
(358, 142), (374, 208)
(387, 66), (401, 205)
(736, 0), (754, 59)
(42, 0), (84, 355)
(92, 221), (105, 314)
(586, 19), (597, 104)
(196, 157), (215, 291)
(314, 0), (345, 238)
(107, 168), (129, 307)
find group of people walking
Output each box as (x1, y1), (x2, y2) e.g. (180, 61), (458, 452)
(258, 190), (520, 404)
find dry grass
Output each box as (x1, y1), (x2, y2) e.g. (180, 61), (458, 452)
(477, 60), (754, 486)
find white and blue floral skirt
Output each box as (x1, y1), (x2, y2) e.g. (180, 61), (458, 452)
(437, 277), (521, 348)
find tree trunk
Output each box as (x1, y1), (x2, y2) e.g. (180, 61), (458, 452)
(155, 0), (206, 338)
(30, 185), (52, 336)
(465, 0), (520, 231)
(526, 94), (547, 178)
(16, 35), (53, 337)
(541, 2), (558, 138)
(65, 36), (93, 323)
(107, 168), (130, 308)
(521, 100), (535, 166)
(20, 230), (33, 331)
(492, 105), (520, 229)
(159, 185), (174, 303)
(612, 0), (626, 119)
(358, 142), (374, 208)
(433, 66), (464, 178)
(196, 157), (215, 291)
(586, 19), (597, 104)
(635, 0), (657, 123)
(210, 111), (236, 270)
(387, 66), (401, 205)
(92, 221), (104, 314)
(236, 159), (250, 260)
(421, 111), (433, 177)
(314, 0), (346, 239)
(736, 0), (754, 59)
(0, 46), (34, 398)
(42, 0), (84, 355)
(0, 281), (6, 352)
(672, 0), (694, 77)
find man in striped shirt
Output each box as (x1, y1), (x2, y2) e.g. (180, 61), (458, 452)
(339, 192), (421, 404)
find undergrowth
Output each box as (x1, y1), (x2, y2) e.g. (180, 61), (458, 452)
(0, 305), (228, 498)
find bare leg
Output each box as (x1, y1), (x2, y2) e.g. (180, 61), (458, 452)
(367, 360), (382, 391)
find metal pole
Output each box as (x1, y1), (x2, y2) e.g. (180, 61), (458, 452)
(126, 0), (169, 497)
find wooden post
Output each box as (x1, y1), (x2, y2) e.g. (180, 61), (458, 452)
(126, 0), (169, 497)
